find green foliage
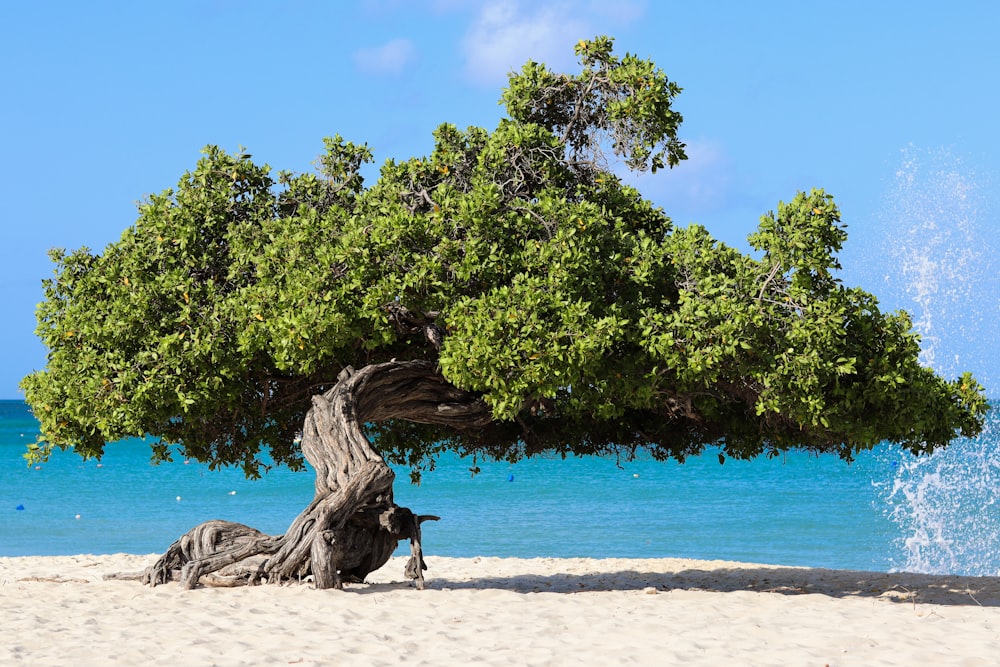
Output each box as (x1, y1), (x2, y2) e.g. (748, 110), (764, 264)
(22, 37), (987, 475)
(502, 35), (686, 173)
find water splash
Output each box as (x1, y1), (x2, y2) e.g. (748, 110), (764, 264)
(879, 145), (993, 380)
(872, 145), (999, 575)
(881, 413), (1000, 575)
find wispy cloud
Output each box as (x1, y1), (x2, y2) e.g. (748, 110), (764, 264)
(622, 139), (738, 217)
(353, 38), (418, 76)
(460, 1), (644, 86)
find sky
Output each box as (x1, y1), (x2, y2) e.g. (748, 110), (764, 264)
(1, 0), (998, 399)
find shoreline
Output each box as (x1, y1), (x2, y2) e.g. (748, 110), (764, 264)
(3, 554), (999, 665)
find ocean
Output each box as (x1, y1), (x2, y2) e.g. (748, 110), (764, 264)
(3, 399), (998, 575)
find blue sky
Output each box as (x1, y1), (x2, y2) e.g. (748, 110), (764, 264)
(2, 0), (998, 398)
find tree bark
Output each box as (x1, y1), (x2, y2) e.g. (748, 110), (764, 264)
(141, 360), (491, 590)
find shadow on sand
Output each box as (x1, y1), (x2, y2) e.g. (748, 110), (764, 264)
(356, 565), (1000, 607)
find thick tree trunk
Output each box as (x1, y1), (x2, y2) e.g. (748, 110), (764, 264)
(141, 360), (491, 590)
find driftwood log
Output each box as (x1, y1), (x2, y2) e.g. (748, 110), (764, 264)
(139, 360), (491, 590)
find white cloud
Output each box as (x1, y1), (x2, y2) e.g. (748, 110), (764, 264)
(458, 0), (647, 85)
(460, 1), (595, 86)
(622, 139), (738, 216)
(353, 38), (418, 76)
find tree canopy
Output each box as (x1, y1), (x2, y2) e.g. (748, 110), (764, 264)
(23, 37), (987, 480)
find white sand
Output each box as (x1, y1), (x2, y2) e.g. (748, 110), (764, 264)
(2, 554), (999, 666)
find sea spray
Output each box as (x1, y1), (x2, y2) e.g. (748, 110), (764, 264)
(872, 145), (1000, 575)
(881, 413), (1000, 576)
(878, 144), (993, 381)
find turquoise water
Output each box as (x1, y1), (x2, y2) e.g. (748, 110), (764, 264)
(2, 399), (997, 575)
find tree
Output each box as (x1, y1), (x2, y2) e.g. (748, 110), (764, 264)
(23, 37), (986, 589)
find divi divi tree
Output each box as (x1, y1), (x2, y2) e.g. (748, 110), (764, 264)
(23, 38), (986, 589)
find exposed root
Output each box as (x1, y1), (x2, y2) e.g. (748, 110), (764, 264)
(137, 361), (485, 591)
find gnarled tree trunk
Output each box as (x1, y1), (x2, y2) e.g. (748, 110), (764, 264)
(141, 360), (491, 590)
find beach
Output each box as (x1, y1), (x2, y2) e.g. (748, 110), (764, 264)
(2, 554), (998, 666)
